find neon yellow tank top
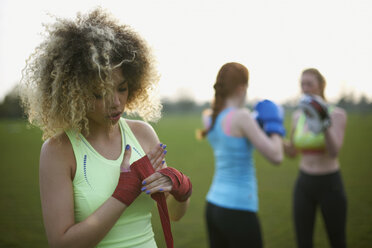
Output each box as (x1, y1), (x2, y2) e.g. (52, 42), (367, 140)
(293, 113), (325, 150)
(293, 106), (334, 150)
(65, 118), (157, 248)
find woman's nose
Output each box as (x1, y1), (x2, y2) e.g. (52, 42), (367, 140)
(112, 91), (121, 107)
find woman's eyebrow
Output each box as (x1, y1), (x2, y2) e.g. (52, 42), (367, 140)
(118, 81), (127, 86)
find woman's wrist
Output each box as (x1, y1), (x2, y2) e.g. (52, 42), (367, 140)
(158, 167), (192, 202)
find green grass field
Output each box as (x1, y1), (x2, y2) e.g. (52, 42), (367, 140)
(0, 113), (371, 247)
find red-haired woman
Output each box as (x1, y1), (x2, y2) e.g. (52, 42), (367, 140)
(284, 68), (347, 248)
(200, 62), (285, 248)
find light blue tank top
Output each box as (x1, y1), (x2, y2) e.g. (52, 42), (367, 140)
(206, 108), (258, 212)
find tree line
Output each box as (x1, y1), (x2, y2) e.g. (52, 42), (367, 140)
(0, 85), (371, 119)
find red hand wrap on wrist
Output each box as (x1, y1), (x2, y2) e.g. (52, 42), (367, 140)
(112, 170), (142, 207)
(113, 156), (174, 248)
(158, 167), (192, 202)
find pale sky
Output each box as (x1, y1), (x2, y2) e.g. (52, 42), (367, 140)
(1, 0), (372, 104)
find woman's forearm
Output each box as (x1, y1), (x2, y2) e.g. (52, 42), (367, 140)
(324, 109), (347, 158)
(167, 195), (190, 222)
(48, 198), (126, 248)
(324, 128), (341, 157)
(266, 134), (283, 164)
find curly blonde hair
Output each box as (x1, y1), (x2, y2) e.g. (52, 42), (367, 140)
(20, 7), (161, 140)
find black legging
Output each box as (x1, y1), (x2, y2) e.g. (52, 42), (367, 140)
(205, 202), (263, 248)
(293, 170), (347, 248)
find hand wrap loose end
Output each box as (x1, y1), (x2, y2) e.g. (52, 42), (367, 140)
(112, 156), (175, 248)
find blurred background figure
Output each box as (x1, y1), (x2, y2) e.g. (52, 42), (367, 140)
(284, 68), (347, 248)
(199, 62), (285, 248)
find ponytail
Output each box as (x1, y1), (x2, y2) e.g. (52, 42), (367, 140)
(199, 62), (248, 139)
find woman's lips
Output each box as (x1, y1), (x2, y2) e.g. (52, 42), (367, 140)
(109, 112), (122, 121)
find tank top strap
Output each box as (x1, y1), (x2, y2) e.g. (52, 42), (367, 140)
(119, 118), (146, 160)
(65, 129), (87, 185)
(66, 120), (126, 165)
(65, 118), (147, 169)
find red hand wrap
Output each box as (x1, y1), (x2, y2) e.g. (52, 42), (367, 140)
(112, 170), (142, 207)
(158, 167), (192, 202)
(113, 156), (174, 248)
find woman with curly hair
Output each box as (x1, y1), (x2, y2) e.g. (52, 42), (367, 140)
(200, 62), (285, 248)
(20, 8), (191, 248)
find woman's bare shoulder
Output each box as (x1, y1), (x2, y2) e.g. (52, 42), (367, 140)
(126, 119), (155, 136)
(41, 133), (72, 157)
(40, 132), (75, 175)
(332, 106), (347, 116)
(330, 106), (347, 124)
(125, 119), (159, 153)
(234, 107), (252, 120)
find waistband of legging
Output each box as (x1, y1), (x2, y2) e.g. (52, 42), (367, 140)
(299, 169), (340, 179)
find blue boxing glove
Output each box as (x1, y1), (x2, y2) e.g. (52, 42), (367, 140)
(253, 99), (286, 137)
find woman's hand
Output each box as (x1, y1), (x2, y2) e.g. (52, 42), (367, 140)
(119, 142), (170, 195)
(283, 139), (298, 158)
(142, 164), (192, 203)
(147, 143), (167, 171)
(121, 143), (167, 172)
(141, 172), (173, 195)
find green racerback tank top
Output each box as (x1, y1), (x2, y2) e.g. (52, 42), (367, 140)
(65, 118), (157, 248)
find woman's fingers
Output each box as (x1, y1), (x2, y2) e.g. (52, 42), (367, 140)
(147, 143), (163, 163)
(120, 144), (132, 171)
(147, 143), (167, 169)
(141, 172), (173, 194)
(143, 185), (172, 195)
(142, 172), (162, 185)
(153, 150), (166, 171)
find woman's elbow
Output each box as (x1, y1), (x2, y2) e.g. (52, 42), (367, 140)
(326, 144), (341, 158)
(273, 155), (283, 165)
(48, 234), (88, 248)
(169, 209), (186, 222)
(169, 198), (190, 222)
(48, 239), (66, 248)
(170, 214), (183, 222)
(269, 152), (283, 165)
(328, 150), (339, 159)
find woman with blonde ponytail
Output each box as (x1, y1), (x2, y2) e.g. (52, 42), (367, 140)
(201, 62), (285, 248)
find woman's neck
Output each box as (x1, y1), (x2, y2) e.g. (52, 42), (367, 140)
(224, 97), (243, 109)
(86, 121), (120, 142)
